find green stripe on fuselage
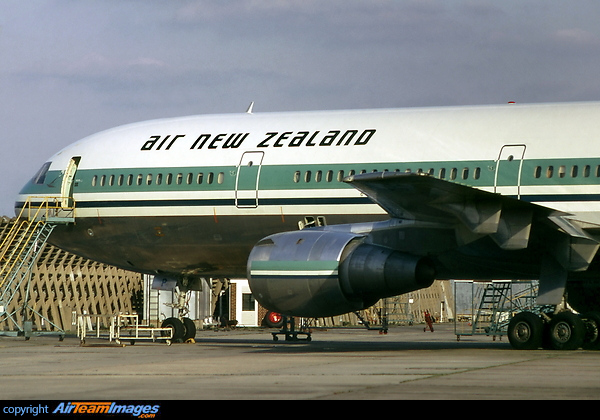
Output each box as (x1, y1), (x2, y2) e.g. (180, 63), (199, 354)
(19, 157), (600, 197)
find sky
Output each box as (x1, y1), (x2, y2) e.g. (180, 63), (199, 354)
(2, 0), (600, 216)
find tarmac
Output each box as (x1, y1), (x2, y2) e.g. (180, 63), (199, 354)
(1, 322), (600, 401)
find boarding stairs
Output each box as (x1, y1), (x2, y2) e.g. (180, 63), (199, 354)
(455, 280), (541, 340)
(471, 281), (512, 335)
(0, 197), (75, 338)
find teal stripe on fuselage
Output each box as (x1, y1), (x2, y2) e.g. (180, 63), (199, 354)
(19, 157), (600, 199)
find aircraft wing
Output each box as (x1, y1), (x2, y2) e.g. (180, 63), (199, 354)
(344, 172), (600, 304)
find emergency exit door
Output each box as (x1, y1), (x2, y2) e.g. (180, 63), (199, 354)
(494, 145), (526, 198)
(235, 152), (264, 208)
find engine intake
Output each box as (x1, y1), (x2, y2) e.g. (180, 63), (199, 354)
(247, 230), (435, 318)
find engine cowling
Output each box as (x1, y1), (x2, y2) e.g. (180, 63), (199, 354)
(247, 230), (436, 318)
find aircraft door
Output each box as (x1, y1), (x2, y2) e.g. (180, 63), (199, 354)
(235, 151), (264, 208)
(494, 145), (526, 198)
(61, 156), (81, 209)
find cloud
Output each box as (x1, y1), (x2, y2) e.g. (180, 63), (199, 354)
(3, 1), (600, 216)
(554, 28), (600, 49)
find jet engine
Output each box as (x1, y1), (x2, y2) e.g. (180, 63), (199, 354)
(247, 230), (436, 318)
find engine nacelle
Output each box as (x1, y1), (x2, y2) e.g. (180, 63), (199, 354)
(247, 230), (436, 318)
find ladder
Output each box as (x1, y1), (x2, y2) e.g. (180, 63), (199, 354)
(0, 197), (75, 338)
(471, 281), (512, 335)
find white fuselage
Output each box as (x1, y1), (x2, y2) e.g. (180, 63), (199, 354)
(16, 101), (600, 277)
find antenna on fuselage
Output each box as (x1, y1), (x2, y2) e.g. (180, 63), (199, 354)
(246, 102), (255, 114)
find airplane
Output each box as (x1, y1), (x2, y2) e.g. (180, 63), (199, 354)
(14, 100), (600, 350)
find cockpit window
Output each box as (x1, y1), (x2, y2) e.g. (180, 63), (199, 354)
(33, 162), (52, 185)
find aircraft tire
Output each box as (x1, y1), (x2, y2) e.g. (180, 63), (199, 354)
(182, 317), (197, 342)
(507, 312), (544, 350)
(162, 317), (185, 343)
(547, 311), (585, 350)
(582, 311), (600, 350)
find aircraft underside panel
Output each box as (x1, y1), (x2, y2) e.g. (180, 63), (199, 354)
(47, 214), (388, 278)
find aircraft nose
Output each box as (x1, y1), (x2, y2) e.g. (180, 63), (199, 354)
(14, 161), (54, 217)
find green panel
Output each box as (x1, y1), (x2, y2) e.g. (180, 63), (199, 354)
(21, 157), (600, 198)
(251, 260), (340, 273)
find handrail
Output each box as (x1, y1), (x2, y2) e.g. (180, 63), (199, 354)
(0, 197), (74, 255)
(19, 196), (76, 222)
(0, 197), (76, 286)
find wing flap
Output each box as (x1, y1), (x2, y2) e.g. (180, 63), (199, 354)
(344, 172), (599, 271)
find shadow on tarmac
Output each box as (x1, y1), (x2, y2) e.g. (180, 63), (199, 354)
(193, 324), (514, 354)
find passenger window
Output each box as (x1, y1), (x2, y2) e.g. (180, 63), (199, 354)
(546, 166), (554, 178)
(558, 165), (566, 178)
(304, 171), (312, 183)
(315, 170), (322, 182)
(571, 165), (578, 178)
(197, 173), (204, 184)
(337, 170), (345, 182)
(462, 168), (469, 180)
(218, 172), (224, 184)
(473, 167), (481, 180)
(207, 172), (214, 184)
(534, 166), (542, 179)
(118, 175), (124, 186)
(439, 168), (446, 179)
(450, 168), (457, 180)
(294, 171), (301, 183)
(326, 170), (333, 182)
(584, 165), (591, 177)
(176, 173), (183, 185)
(92, 175), (98, 187)
(156, 174), (162, 185)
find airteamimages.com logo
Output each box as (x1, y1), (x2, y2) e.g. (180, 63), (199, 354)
(3, 402), (161, 418)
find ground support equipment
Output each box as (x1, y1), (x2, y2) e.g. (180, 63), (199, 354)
(77, 313), (173, 346)
(271, 316), (312, 341)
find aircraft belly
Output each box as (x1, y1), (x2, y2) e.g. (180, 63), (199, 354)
(47, 214), (387, 278)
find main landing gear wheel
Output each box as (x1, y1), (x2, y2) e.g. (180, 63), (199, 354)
(548, 311), (586, 350)
(507, 311), (544, 350)
(582, 311), (600, 350)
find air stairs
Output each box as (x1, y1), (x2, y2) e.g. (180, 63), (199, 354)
(454, 280), (540, 340)
(0, 197), (75, 339)
(471, 281), (512, 336)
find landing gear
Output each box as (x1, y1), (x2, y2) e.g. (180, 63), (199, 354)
(507, 311), (544, 350)
(547, 311), (585, 350)
(581, 311), (600, 350)
(159, 284), (197, 343)
(161, 317), (196, 343)
(507, 310), (597, 350)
